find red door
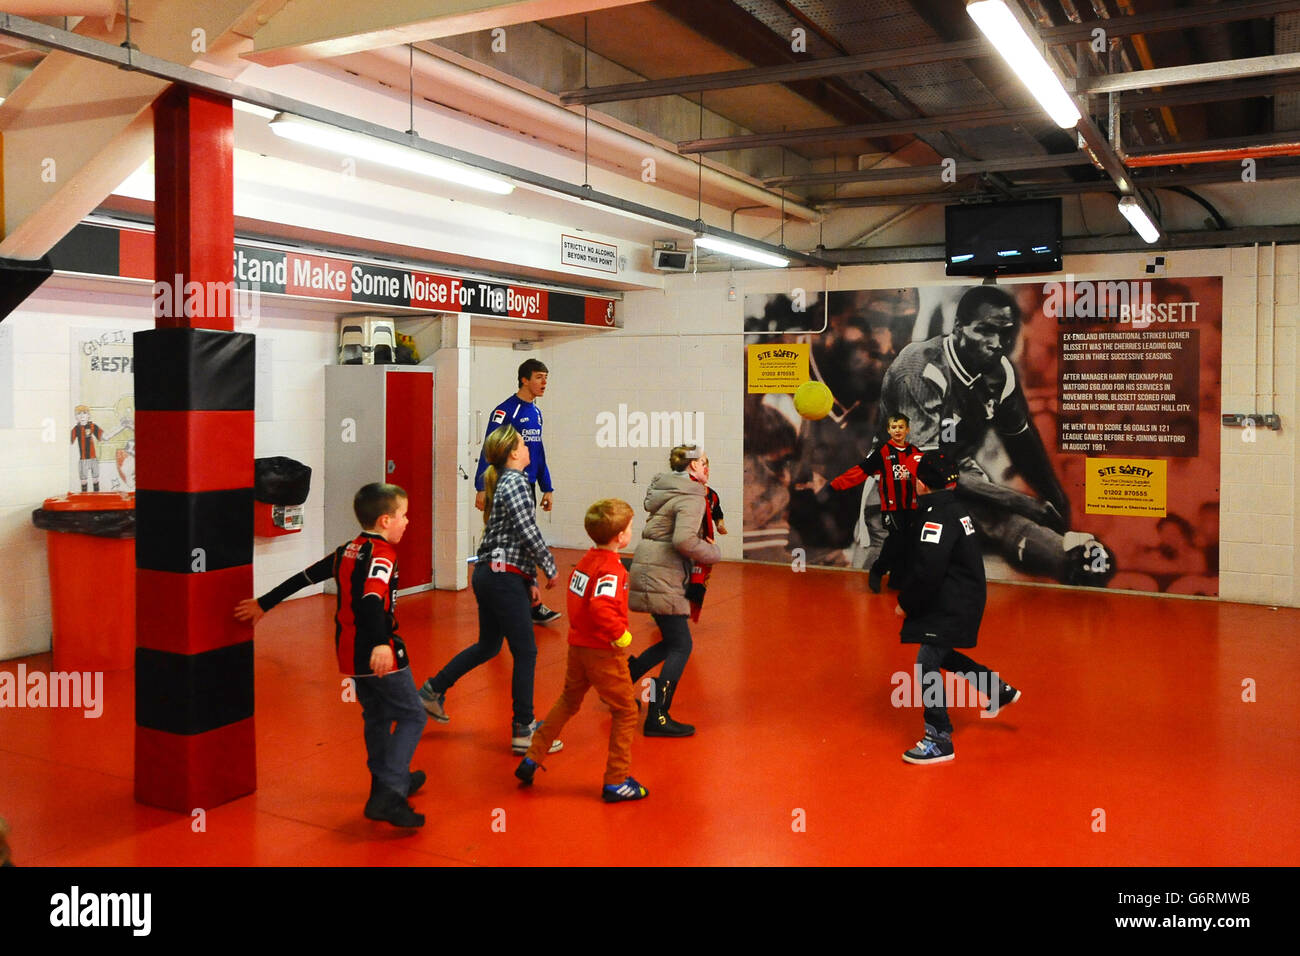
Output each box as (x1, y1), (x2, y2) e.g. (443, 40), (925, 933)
(385, 370), (433, 589)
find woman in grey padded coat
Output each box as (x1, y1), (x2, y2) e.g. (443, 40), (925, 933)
(627, 444), (722, 736)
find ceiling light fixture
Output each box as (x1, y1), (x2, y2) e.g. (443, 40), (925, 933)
(269, 113), (515, 195)
(966, 0), (1082, 129)
(233, 99), (277, 120)
(694, 234), (789, 268)
(1117, 196), (1160, 243)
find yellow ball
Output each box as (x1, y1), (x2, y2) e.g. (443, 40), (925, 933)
(793, 380), (834, 420)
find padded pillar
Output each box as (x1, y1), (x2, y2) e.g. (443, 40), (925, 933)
(135, 84), (250, 812)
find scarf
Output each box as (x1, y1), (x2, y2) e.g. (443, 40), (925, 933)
(686, 478), (715, 622)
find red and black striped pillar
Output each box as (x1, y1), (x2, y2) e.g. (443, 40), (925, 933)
(133, 86), (256, 811)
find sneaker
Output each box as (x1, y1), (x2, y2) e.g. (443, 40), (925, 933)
(901, 725), (954, 765)
(987, 682), (1021, 715)
(514, 757), (542, 786)
(511, 720), (563, 756)
(601, 776), (649, 803)
(531, 604), (562, 625)
(408, 770), (426, 796)
(418, 681), (449, 722)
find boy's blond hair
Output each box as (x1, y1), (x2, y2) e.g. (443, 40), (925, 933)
(584, 498), (634, 545)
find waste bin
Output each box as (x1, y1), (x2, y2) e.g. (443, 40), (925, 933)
(32, 492), (135, 672)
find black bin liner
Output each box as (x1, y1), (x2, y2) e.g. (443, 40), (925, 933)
(32, 507), (135, 538)
(254, 457), (312, 506)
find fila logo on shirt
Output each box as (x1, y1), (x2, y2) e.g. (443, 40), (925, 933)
(960, 516), (975, 536)
(569, 569), (590, 597)
(594, 574), (619, 598)
(369, 558), (393, 582)
(492, 409), (506, 424)
(920, 521), (943, 544)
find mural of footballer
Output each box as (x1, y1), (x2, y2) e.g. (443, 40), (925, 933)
(874, 285), (1115, 586)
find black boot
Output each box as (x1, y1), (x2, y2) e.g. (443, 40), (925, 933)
(364, 777), (425, 828)
(644, 677), (694, 737)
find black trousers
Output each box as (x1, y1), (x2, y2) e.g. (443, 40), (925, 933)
(628, 614), (693, 688)
(915, 643), (995, 735)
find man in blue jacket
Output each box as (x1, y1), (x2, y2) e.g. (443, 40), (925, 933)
(475, 359), (560, 624)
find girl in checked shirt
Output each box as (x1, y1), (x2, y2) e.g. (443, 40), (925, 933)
(417, 424), (565, 756)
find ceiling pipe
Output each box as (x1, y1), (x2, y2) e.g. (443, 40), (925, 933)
(3, 1), (113, 13)
(1126, 141), (1300, 166)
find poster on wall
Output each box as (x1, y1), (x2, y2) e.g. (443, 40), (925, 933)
(70, 329), (135, 493)
(741, 277), (1221, 596)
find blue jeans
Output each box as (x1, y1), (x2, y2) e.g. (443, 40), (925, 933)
(353, 667), (428, 796)
(429, 563), (537, 727)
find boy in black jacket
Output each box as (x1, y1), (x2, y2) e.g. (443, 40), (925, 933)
(894, 451), (1020, 764)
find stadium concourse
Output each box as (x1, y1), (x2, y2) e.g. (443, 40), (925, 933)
(3, 549), (1295, 867)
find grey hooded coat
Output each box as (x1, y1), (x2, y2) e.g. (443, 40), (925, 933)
(628, 471), (722, 617)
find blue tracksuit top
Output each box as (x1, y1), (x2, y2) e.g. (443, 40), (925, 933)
(473, 394), (552, 493)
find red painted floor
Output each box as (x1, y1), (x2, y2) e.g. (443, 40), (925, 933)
(3, 550), (1297, 866)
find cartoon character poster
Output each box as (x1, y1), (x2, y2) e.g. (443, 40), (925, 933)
(70, 329), (135, 493)
(742, 278), (1221, 596)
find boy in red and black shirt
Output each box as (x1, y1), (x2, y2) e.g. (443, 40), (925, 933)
(515, 498), (648, 803)
(235, 482), (428, 828)
(831, 413), (923, 592)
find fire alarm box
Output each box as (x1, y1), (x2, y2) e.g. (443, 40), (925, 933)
(254, 502), (303, 537)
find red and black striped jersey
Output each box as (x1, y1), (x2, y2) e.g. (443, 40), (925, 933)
(71, 422), (103, 459)
(256, 531), (409, 676)
(830, 441), (922, 512)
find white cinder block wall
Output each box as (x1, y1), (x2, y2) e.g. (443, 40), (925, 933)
(0, 281), (340, 660)
(546, 277), (745, 560)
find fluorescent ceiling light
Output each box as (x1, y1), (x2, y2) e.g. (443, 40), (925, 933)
(269, 113), (514, 195)
(694, 234), (789, 268)
(1117, 196), (1160, 243)
(967, 0), (1082, 129)
(233, 100), (277, 120)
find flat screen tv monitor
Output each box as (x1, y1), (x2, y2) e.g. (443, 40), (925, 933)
(945, 198), (1063, 277)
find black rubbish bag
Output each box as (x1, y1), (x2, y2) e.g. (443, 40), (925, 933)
(254, 457), (312, 506)
(32, 506), (135, 538)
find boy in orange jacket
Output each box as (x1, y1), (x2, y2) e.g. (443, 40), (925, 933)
(515, 498), (648, 802)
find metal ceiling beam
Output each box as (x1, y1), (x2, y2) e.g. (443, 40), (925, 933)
(815, 159), (1300, 208)
(558, 38), (988, 105)
(561, 0), (1300, 106)
(678, 107), (1043, 154)
(1075, 52), (1300, 95)
(0, 13), (835, 269)
(1040, 0), (1300, 45)
(677, 73), (1300, 158)
(764, 152), (1093, 188)
(824, 223), (1300, 264)
(1120, 73), (1300, 110)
